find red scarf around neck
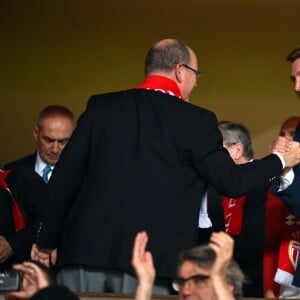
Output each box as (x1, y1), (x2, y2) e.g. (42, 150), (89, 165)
(135, 75), (183, 100)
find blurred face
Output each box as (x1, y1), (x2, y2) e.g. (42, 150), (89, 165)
(180, 48), (200, 101)
(34, 116), (74, 166)
(279, 127), (297, 140)
(177, 261), (216, 300)
(279, 118), (300, 140)
(291, 58), (300, 97)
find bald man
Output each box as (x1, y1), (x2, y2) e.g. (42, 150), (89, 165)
(31, 39), (300, 294)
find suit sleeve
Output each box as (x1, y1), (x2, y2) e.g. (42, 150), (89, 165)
(271, 129), (300, 218)
(189, 110), (283, 197)
(274, 165), (300, 218)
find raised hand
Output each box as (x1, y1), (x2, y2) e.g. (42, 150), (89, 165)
(5, 261), (52, 299)
(132, 231), (155, 300)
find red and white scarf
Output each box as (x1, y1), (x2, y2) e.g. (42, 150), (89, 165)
(222, 195), (247, 235)
(274, 212), (300, 288)
(198, 193), (247, 234)
(135, 75), (184, 100)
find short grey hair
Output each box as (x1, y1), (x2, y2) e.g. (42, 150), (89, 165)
(218, 121), (254, 160)
(144, 39), (190, 76)
(177, 245), (245, 300)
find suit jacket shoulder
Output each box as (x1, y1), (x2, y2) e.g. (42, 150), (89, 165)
(5, 153), (37, 171)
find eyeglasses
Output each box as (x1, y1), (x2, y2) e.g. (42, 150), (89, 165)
(172, 274), (210, 291)
(182, 63), (202, 79)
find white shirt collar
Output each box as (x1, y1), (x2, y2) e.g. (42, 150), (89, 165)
(34, 152), (53, 177)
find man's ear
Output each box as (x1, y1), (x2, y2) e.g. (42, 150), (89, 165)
(228, 284), (234, 294)
(234, 143), (244, 160)
(174, 63), (184, 83)
(33, 126), (39, 142)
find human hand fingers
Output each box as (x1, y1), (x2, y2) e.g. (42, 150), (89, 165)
(50, 249), (57, 266)
(131, 231), (155, 285)
(269, 137), (292, 154)
(21, 262), (50, 289)
(209, 232), (234, 275)
(31, 244), (51, 267)
(282, 141), (300, 168)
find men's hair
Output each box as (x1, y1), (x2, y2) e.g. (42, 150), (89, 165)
(287, 48), (300, 63)
(177, 245), (244, 300)
(218, 121), (254, 160)
(279, 116), (300, 137)
(144, 39), (190, 76)
(36, 105), (75, 129)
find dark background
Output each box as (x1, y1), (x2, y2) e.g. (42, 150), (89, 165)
(1, 0), (299, 163)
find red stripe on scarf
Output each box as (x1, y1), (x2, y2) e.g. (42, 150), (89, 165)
(134, 75), (183, 100)
(222, 195), (246, 235)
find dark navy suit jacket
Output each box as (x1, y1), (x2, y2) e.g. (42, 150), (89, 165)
(35, 89), (283, 280)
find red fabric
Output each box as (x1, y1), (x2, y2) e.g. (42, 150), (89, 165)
(264, 191), (300, 296)
(222, 195), (246, 235)
(0, 169), (26, 231)
(263, 192), (284, 297)
(11, 198), (26, 231)
(135, 75), (183, 100)
(0, 169), (11, 190)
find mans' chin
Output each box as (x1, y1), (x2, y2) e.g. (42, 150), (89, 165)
(46, 159), (57, 166)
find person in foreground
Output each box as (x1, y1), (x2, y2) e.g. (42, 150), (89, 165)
(132, 231), (244, 300)
(5, 261), (78, 300)
(32, 38), (300, 293)
(198, 121), (272, 297)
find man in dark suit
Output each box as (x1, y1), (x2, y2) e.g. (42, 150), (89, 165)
(31, 38), (300, 294)
(198, 121), (267, 297)
(1, 105), (75, 268)
(274, 48), (300, 292)
(5, 105), (75, 182)
(274, 47), (300, 223)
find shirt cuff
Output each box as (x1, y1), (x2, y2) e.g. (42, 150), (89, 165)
(278, 168), (295, 191)
(272, 151), (285, 169)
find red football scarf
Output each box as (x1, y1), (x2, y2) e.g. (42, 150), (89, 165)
(0, 169), (26, 231)
(222, 195), (246, 235)
(135, 75), (183, 100)
(274, 210), (300, 288)
(264, 192), (300, 295)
